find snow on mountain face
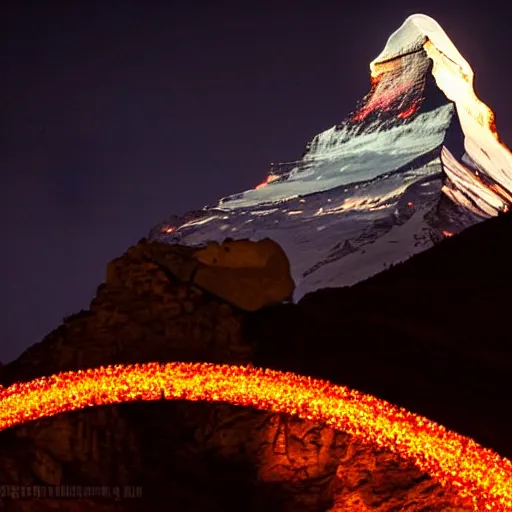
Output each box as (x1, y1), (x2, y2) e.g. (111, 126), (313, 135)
(150, 14), (512, 299)
(371, 14), (512, 215)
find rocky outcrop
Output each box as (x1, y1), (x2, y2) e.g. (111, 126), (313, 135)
(106, 237), (294, 313)
(2, 227), (506, 511)
(0, 239), (251, 387)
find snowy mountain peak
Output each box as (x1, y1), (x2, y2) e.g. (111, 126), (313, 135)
(371, 14), (471, 77)
(370, 14), (512, 214)
(150, 16), (512, 299)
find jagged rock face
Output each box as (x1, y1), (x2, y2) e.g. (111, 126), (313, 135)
(150, 14), (512, 300)
(0, 239), (474, 511)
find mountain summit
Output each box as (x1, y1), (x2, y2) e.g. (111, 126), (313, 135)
(151, 14), (512, 298)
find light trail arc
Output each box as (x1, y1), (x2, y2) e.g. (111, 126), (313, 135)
(0, 362), (510, 511)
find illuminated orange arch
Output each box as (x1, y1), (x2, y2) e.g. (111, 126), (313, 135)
(0, 362), (510, 510)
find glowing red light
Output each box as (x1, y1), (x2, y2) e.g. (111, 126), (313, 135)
(255, 175), (278, 190)
(352, 80), (413, 121)
(397, 104), (419, 119)
(255, 178), (269, 190)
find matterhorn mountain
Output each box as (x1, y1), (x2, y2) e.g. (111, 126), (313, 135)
(150, 14), (512, 299)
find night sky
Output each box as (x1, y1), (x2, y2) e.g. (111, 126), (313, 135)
(3, 1), (511, 364)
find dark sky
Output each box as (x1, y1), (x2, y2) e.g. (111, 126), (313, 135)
(2, 0), (511, 363)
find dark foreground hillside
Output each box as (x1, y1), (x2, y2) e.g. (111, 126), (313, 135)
(248, 210), (512, 459)
(0, 212), (510, 511)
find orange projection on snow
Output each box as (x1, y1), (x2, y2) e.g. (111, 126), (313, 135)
(0, 362), (511, 510)
(255, 177), (270, 189)
(255, 174), (279, 189)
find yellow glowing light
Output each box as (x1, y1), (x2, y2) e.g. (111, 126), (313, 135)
(423, 41), (499, 139)
(0, 362), (511, 510)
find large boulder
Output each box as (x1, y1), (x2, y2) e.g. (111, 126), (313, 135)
(192, 238), (295, 311)
(106, 238), (295, 312)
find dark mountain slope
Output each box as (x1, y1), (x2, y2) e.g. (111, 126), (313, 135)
(248, 210), (512, 459)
